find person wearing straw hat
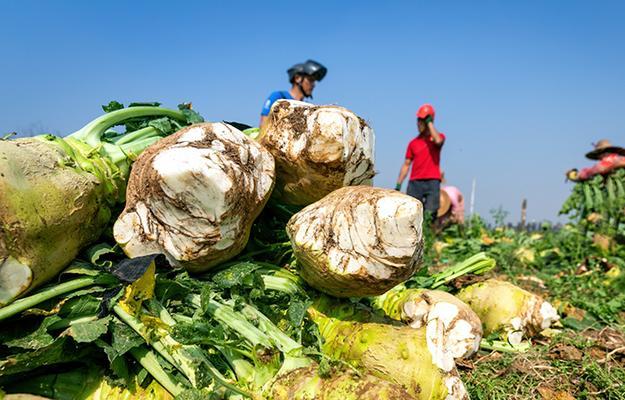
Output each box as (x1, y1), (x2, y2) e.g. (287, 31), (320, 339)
(566, 139), (625, 181)
(436, 172), (465, 227)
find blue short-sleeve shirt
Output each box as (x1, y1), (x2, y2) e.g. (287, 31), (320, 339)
(261, 90), (293, 116)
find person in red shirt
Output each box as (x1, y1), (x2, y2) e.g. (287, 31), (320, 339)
(395, 104), (445, 220)
(566, 139), (625, 181)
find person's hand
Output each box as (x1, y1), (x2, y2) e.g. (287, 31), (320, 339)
(566, 169), (579, 181)
(395, 183), (402, 191)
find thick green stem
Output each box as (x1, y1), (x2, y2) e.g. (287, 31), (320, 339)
(113, 126), (161, 145)
(129, 346), (186, 397)
(69, 107), (187, 147)
(113, 304), (251, 398)
(239, 303), (302, 353)
(0, 277), (98, 321)
(188, 295), (273, 349)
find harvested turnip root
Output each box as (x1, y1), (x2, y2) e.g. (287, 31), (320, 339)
(114, 123), (275, 272)
(260, 100), (375, 205)
(456, 279), (559, 345)
(310, 297), (468, 400)
(286, 186), (423, 297)
(0, 104), (199, 305)
(373, 285), (483, 360)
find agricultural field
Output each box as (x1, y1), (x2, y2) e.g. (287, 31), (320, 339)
(1, 101), (624, 400)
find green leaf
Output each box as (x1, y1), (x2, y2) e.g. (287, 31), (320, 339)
(559, 316), (597, 331)
(0, 337), (92, 376)
(59, 295), (102, 319)
(85, 242), (120, 268)
(102, 100), (124, 112)
(110, 355), (131, 382)
(61, 261), (102, 277)
(176, 388), (223, 400)
(148, 117), (174, 135)
(212, 262), (263, 289)
(110, 318), (144, 357)
(288, 298), (311, 328)
(129, 101), (162, 107)
(180, 108), (205, 124)
(3, 315), (62, 349)
(67, 315), (112, 343)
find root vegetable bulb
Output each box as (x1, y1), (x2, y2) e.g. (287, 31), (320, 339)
(309, 300), (468, 400)
(373, 286), (482, 360)
(0, 139), (111, 306)
(0, 105), (195, 306)
(113, 123), (275, 272)
(270, 365), (416, 400)
(260, 100), (375, 205)
(456, 279), (559, 345)
(286, 186), (424, 297)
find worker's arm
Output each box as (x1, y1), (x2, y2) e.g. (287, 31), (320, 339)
(578, 154), (625, 180)
(395, 158), (412, 190)
(259, 91), (280, 129)
(427, 118), (444, 146)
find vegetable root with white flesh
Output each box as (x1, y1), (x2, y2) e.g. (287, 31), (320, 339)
(456, 278), (559, 345)
(309, 298), (469, 400)
(373, 285), (483, 360)
(0, 105), (198, 305)
(260, 100), (375, 205)
(114, 122), (275, 272)
(287, 186), (424, 297)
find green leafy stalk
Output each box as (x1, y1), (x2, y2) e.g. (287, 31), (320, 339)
(411, 252), (496, 289)
(480, 339), (531, 353)
(129, 346), (186, 397)
(0, 276), (112, 321)
(68, 106), (187, 147)
(187, 294), (274, 349)
(113, 302), (251, 398)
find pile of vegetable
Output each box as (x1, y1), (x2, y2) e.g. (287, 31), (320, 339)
(560, 168), (625, 244)
(5, 98), (620, 400)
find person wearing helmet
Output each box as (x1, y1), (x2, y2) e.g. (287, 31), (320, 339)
(395, 104), (446, 221)
(259, 60), (327, 127)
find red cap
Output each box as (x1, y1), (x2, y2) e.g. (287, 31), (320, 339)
(416, 104), (435, 120)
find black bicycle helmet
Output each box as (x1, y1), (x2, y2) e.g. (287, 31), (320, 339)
(287, 60), (327, 83)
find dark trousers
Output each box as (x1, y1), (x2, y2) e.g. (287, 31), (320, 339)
(407, 179), (440, 221)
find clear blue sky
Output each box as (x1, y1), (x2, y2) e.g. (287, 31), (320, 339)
(2, 1), (624, 223)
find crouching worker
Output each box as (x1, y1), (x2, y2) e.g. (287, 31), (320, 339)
(437, 184), (465, 229)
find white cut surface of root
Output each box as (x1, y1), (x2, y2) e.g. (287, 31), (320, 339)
(287, 186), (423, 297)
(444, 373), (469, 400)
(260, 100), (375, 205)
(402, 290), (483, 362)
(114, 123), (275, 272)
(0, 256), (32, 306)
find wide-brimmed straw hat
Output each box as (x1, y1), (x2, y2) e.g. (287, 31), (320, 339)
(438, 190), (451, 217)
(585, 139), (625, 160)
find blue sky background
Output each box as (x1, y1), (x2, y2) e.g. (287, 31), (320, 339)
(2, 1), (624, 223)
